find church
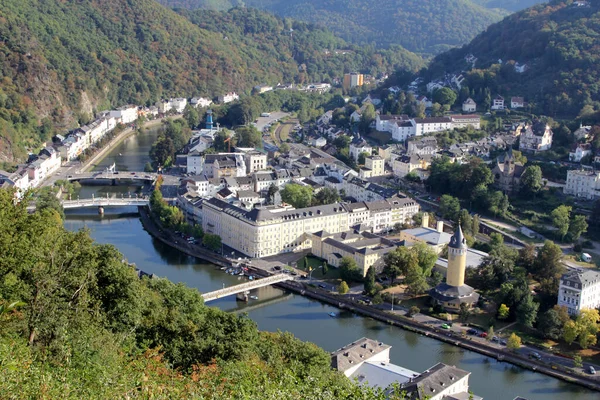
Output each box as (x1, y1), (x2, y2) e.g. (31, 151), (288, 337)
(492, 148), (524, 193)
(429, 225), (480, 312)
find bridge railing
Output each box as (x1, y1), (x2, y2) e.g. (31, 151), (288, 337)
(202, 274), (293, 302)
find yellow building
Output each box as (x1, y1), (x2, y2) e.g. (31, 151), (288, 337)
(429, 225), (480, 312)
(343, 73), (364, 90)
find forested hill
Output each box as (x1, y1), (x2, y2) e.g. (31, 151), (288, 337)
(426, 0), (600, 118)
(158, 0), (509, 54)
(0, 1), (422, 162)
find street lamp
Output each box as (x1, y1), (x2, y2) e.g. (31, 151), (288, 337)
(309, 265), (323, 282)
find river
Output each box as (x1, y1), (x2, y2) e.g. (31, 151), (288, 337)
(63, 129), (595, 400)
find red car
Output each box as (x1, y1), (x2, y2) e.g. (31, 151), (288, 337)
(479, 332), (488, 338)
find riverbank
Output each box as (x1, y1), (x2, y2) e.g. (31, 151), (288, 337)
(81, 116), (180, 173)
(138, 206), (600, 392)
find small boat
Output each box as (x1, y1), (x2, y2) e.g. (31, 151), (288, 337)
(119, 153), (122, 156)
(248, 276), (254, 281)
(238, 271), (245, 276)
(250, 295), (258, 300)
(328, 312), (337, 318)
(220, 267), (227, 270)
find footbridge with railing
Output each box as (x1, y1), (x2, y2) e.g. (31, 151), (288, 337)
(202, 273), (294, 302)
(62, 196), (149, 209)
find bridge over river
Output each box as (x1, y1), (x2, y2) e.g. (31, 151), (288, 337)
(202, 273), (294, 302)
(62, 197), (150, 209)
(66, 171), (157, 183)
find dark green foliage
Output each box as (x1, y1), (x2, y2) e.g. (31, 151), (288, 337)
(203, 233), (222, 252)
(235, 126), (262, 148)
(427, 1), (600, 118)
(160, 0), (507, 54)
(364, 266), (377, 296)
(313, 187), (340, 205)
(339, 257), (362, 282)
(280, 183), (313, 208)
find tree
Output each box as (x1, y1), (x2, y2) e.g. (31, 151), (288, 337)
(322, 262), (328, 276)
(36, 188), (65, 219)
(537, 309), (564, 340)
(184, 105), (199, 129)
(314, 188), (340, 205)
(144, 162), (154, 172)
(280, 184), (313, 208)
(516, 294), (539, 328)
(573, 355), (583, 368)
(357, 151), (370, 165)
(383, 246), (409, 284)
(358, 104), (376, 135)
(551, 205), (571, 241)
(337, 281), (349, 295)
(279, 142), (290, 154)
(520, 165), (543, 196)
(339, 257), (361, 282)
(486, 326), (495, 341)
(364, 266), (377, 296)
(563, 320), (579, 345)
(497, 304), (510, 320)
(532, 240), (564, 295)
(432, 87), (457, 106)
(569, 214), (588, 242)
(439, 195), (460, 221)
(459, 303), (471, 323)
(267, 184), (279, 203)
(472, 214), (480, 236)
(507, 333), (522, 351)
(236, 126), (262, 148)
(202, 234), (222, 252)
(575, 309), (600, 349)
(404, 262), (429, 296)
(408, 306), (420, 317)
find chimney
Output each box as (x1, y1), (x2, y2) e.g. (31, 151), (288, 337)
(437, 221), (444, 233)
(422, 213), (429, 228)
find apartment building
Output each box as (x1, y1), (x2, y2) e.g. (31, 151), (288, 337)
(557, 269), (600, 315)
(564, 169), (600, 200)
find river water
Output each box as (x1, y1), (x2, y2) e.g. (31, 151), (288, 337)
(63, 129), (595, 400)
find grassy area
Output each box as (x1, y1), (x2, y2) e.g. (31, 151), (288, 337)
(366, 129), (392, 145)
(296, 255), (341, 281)
(564, 254), (600, 269)
(278, 122), (294, 142)
(398, 295), (430, 311)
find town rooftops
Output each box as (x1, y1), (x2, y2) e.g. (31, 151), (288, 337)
(400, 363), (470, 399)
(331, 337), (391, 373)
(561, 269), (600, 288)
(402, 227), (451, 246)
(350, 361), (418, 389)
(414, 117), (452, 124)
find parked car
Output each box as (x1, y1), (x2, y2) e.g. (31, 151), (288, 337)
(479, 332), (488, 338)
(529, 352), (542, 360)
(318, 284), (327, 289)
(500, 340), (507, 346)
(491, 336), (499, 342)
(441, 324), (450, 330)
(467, 328), (478, 335)
(589, 366), (596, 375)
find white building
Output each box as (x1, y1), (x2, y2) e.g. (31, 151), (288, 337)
(27, 147), (62, 187)
(519, 122), (553, 152)
(414, 117), (453, 136)
(186, 151), (204, 175)
(244, 151), (268, 174)
(349, 138), (373, 162)
(0, 167), (30, 193)
(254, 85), (273, 94)
(191, 97), (213, 109)
(564, 170), (600, 200)
(407, 137), (438, 156)
(218, 92), (239, 104)
(569, 143), (593, 162)
(110, 105), (138, 124)
(310, 137), (327, 147)
(170, 98), (188, 113)
(451, 114), (481, 130)
(462, 98), (476, 112)
(491, 95), (505, 110)
(511, 96), (525, 109)
(156, 99), (173, 114)
(557, 269), (600, 315)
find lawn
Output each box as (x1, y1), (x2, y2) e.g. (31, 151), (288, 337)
(296, 255), (341, 281)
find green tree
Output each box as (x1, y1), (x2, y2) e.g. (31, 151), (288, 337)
(236, 126), (262, 148)
(569, 214), (588, 242)
(507, 333), (522, 351)
(337, 281), (350, 295)
(339, 257), (361, 282)
(357, 151), (370, 165)
(516, 294), (539, 328)
(573, 355), (583, 368)
(520, 165), (543, 196)
(551, 205), (571, 241)
(486, 326), (495, 341)
(279, 142), (290, 154)
(314, 188), (340, 205)
(35, 188), (64, 219)
(563, 320), (579, 345)
(280, 184), (313, 208)
(408, 306), (421, 317)
(184, 105), (200, 129)
(576, 309), (599, 349)
(203, 234), (222, 252)
(439, 195), (461, 221)
(497, 304), (510, 320)
(322, 262), (328, 276)
(364, 266), (377, 296)
(459, 302), (471, 323)
(267, 184), (279, 204)
(144, 162), (154, 172)
(432, 87), (457, 106)
(537, 309), (565, 340)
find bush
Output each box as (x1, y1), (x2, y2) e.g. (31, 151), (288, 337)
(408, 306), (420, 317)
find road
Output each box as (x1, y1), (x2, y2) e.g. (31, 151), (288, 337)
(252, 111), (290, 132)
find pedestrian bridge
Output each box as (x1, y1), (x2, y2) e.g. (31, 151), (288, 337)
(62, 197), (149, 209)
(202, 273), (294, 302)
(66, 172), (157, 182)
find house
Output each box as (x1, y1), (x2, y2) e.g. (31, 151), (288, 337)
(519, 121), (553, 152)
(190, 97), (213, 109)
(416, 96), (432, 108)
(407, 136), (438, 156)
(392, 154), (433, 179)
(317, 110), (333, 126)
(573, 124), (592, 140)
(218, 92), (239, 104)
(110, 105), (138, 124)
(514, 62), (528, 73)
(557, 269), (600, 315)
(377, 143), (404, 161)
(349, 138), (373, 162)
(564, 170), (600, 199)
(244, 150), (268, 174)
(451, 115), (481, 130)
(462, 98), (476, 112)
(0, 166), (30, 193)
(186, 151), (204, 175)
(569, 143), (593, 162)
(156, 99), (173, 114)
(254, 85), (273, 94)
(27, 147), (62, 187)
(492, 149), (525, 193)
(359, 156), (385, 179)
(511, 97), (525, 109)
(491, 95), (505, 110)
(350, 109), (362, 123)
(170, 98), (188, 113)
(310, 137), (327, 148)
(414, 117), (453, 136)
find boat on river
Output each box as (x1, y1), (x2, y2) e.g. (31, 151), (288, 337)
(328, 312), (337, 318)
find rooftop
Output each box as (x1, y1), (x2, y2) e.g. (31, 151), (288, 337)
(331, 338), (391, 373)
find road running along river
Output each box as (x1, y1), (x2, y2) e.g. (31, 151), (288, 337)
(63, 129), (596, 400)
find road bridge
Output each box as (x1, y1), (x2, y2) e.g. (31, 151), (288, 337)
(62, 197), (149, 209)
(202, 273), (294, 302)
(66, 172), (157, 183)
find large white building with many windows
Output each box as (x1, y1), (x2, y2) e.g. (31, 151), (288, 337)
(564, 169), (600, 200)
(557, 269), (600, 315)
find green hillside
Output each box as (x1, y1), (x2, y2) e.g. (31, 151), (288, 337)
(0, 0), (422, 162)
(426, 0), (600, 118)
(158, 0), (509, 54)
(0, 190), (394, 399)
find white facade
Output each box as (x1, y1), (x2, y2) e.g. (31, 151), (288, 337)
(451, 115), (481, 130)
(186, 151), (204, 175)
(27, 150), (62, 188)
(218, 92), (239, 104)
(110, 105), (138, 124)
(191, 97), (213, 109)
(414, 118), (453, 136)
(557, 270), (600, 315)
(511, 97), (525, 109)
(462, 98), (476, 112)
(245, 151), (268, 174)
(519, 123), (553, 152)
(569, 144), (592, 162)
(564, 170), (600, 200)
(171, 98), (188, 113)
(491, 95), (505, 110)
(349, 140), (373, 162)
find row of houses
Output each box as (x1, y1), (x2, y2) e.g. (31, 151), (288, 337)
(0, 147), (62, 191)
(375, 114), (482, 142)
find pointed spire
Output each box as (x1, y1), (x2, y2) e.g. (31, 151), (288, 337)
(449, 224), (467, 249)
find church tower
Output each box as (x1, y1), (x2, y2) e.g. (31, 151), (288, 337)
(446, 225), (467, 287)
